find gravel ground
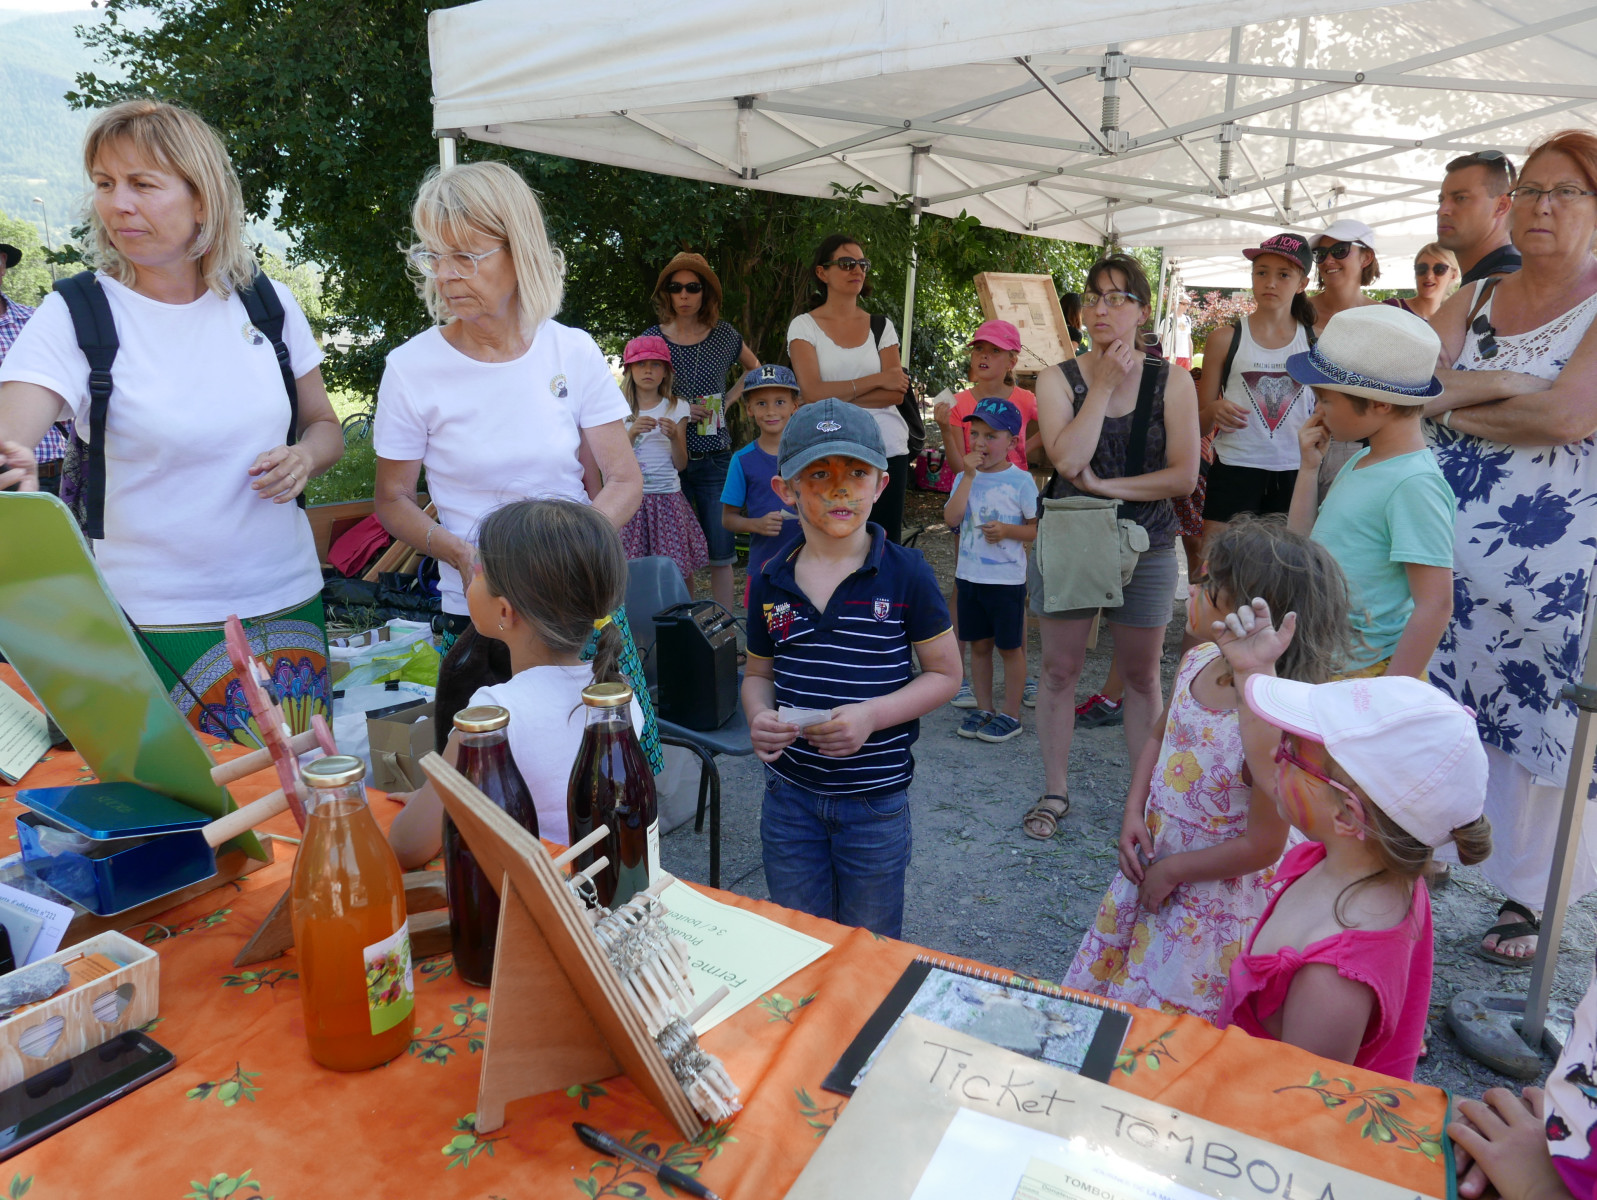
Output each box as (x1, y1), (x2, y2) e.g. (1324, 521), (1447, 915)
(663, 486), (1596, 1097)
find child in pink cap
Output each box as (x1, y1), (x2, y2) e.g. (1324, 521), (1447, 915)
(618, 334), (707, 586)
(1212, 596), (1492, 1080)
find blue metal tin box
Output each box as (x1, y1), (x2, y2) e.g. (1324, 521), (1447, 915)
(15, 783), (214, 915)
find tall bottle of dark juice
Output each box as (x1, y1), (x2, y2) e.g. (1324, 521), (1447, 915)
(444, 705), (538, 986)
(567, 682), (658, 908)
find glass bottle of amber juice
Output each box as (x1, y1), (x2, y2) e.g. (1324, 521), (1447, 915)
(567, 682), (658, 909)
(292, 755), (414, 1070)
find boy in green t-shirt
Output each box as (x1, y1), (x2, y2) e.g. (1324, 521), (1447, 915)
(1286, 306), (1456, 678)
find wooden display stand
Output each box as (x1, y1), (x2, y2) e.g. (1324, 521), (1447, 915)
(974, 272), (1075, 375)
(418, 750), (701, 1139)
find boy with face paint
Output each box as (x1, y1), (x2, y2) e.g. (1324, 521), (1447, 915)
(743, 398), (962, 937)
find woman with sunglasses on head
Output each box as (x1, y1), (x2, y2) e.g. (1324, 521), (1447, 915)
(642, 252), (760, 611)
(1422, 130), (1597, 968)
(1026, 253), (1200, 841)
(1389, 243), (1459, 320)
(787, 234), (913, 543)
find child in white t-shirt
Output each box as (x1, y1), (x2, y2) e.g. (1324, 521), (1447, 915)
(617, 334), (708, 587)
(389, 498), (643, 864)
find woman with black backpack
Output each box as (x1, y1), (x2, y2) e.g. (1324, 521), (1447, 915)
(1197, 233), (1318, 542)
(0, 99), (342, 738)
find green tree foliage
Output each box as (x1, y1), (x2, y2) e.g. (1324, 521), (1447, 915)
(0, 210), (55, 307)
(72, 0), (1139, 400)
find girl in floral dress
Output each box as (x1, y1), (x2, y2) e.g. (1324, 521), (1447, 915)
(1064, 518), (1352, 1020)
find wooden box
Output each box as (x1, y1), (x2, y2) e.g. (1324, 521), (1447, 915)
(0, 931), (158, 1086)
(974, 272), (1075, 374)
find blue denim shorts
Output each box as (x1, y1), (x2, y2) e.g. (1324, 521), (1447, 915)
(680, 451), (737, 566)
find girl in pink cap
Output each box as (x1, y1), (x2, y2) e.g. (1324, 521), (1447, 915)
(618, 334), (707, 586)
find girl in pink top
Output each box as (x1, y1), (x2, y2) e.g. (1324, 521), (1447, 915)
(933, 319), (1039, 473)
(1211, 598), (1492, 1081)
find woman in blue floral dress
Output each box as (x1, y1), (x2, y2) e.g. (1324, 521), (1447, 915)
(1425, 130), (1597, 964)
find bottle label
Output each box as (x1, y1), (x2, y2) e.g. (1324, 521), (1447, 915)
(647, 819), (661, 886)
(363, 922), (416, 1035)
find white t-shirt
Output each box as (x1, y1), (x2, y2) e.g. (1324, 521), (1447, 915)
(374, 321), (630, 614)
(786, 310), (908, 457)
(952, 465), (1040, 585)
(626, 397), (691, 494)
(1211, 316), (1315, 472)
(0, 273), (324, 625)
(470, 664), (645, 846)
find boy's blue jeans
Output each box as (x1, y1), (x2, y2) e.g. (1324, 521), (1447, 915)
(760, 767), (912, 939)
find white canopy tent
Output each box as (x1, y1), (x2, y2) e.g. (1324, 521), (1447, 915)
(430, 0), (1597, 308)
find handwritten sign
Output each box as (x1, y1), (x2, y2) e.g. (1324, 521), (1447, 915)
(783, 1016), (1436, 1200)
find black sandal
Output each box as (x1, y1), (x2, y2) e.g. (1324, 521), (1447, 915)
(1476, 899), (1540, 967)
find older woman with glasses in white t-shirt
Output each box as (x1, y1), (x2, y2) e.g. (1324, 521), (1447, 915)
(787, 233), (913, 543)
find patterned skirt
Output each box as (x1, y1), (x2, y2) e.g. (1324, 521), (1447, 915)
(1171, 434), (1214, 538)
(622, 491), (709, 584)
(140, 593), (331, 741)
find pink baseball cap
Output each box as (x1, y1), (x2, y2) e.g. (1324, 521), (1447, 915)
(969, 320), (1022, 353)
(1244, 674), (1486, 848)
(623, 334), (673, 365)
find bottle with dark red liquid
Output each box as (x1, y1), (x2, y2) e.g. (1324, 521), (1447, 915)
(567, 682), (658, 909)
(445, 705), (538, 986)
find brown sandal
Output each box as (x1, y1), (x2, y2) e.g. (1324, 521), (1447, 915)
(1023, 792), (1070, 840)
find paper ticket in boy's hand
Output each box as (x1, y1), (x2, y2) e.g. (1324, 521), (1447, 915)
(779, 706), (835, 729)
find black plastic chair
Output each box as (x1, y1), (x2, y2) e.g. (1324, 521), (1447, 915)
(623, 557), (753, 888)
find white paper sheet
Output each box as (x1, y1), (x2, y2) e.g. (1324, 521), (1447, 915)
(0, 681), (50, 785)
(0, 882), (74, 965)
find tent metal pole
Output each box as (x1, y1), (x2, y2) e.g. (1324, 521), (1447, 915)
(1522, 632), (1597, 1046)
(438, 136), (458, 169)
(901, 146), (928, 360)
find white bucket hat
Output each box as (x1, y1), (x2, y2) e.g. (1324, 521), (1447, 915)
(1286, 305), (1443, 405)
(1244, 674), (1487, 849)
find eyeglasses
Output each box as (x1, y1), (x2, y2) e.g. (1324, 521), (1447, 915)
(1414, 262), (1453, 278)
(665, 281), (704, 294)
(1508, 185), (1597, 207)
(409, 246), (503, 278)
(822, 257), (871, 273)
(1447, 149), (1518, 186)
(1274, 732), (1361, 809)
(1472, 312), (1499, 360)
(1080, 289), (1142, 310)
(1312, 241), (1357, 263)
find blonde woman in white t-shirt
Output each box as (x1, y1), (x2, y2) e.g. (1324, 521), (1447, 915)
(0, 99), (343, 737)
(786, 233), (913, 543)
(617, 334), (706, 587)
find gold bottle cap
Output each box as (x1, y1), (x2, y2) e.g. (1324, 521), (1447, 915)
(453, 705), (510, 733)
(301, 755), (367, 789)
(581, 682), (634, 709)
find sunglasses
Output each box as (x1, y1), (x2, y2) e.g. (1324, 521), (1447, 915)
(1414, 262), (1452, 278)
(822, 257), (871, 273)
(665, 281), (704, 294)
(1472, 312), (1499, 360)
(1449, 149), (1518, 186)
(1312, 241), (1357, 264)
(1274, 732), (1361, 809)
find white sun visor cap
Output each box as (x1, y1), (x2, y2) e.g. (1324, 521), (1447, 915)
(1244, 674), (1487, 848)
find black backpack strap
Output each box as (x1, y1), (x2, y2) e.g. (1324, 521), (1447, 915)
(1218, 316), (1245, 394)
(238, 267), (305, 509)
(869, 312), (886, 348)
(1119, 354), (1165, 519)
(53, 270), (117, 540)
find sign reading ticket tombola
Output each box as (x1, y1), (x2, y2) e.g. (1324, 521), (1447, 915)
(785, 1015), (1438, 1200)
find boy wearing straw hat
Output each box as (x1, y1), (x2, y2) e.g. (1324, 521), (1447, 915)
(1285, 306), (1457, 680)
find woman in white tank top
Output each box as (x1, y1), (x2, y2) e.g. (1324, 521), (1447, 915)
(1197, 233), (1318, 535)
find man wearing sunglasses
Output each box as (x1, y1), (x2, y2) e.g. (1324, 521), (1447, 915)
(1437, 150), (1522, 285)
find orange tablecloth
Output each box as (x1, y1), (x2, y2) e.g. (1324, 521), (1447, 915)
(0, 667), (1454, 1198)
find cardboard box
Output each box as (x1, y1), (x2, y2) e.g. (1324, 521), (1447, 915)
(367, 700), (435, 793)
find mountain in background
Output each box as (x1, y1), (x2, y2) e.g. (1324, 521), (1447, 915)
(0, 7), (286, 256)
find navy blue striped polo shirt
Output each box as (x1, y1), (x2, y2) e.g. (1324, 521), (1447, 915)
(746, 524), (952, 797)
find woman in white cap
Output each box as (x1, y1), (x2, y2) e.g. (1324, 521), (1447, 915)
(1310, 218), (1382, 489)
(1424, 129), (1597, 965)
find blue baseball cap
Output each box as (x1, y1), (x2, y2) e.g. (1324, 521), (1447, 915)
(963, 396), (1023, 437)
(778, 397), (888, 479)
(740, 364), (800, 393)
